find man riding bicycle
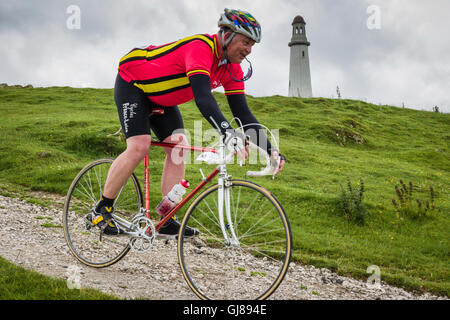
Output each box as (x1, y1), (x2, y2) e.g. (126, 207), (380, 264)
(92, 8), (286, 237)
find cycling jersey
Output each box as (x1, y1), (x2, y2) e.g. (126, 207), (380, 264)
(118, 34), (245, 107)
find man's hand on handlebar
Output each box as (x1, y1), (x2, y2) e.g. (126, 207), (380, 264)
(225, 131), (249, 161)
(224, 131), (285, 175)
(236, 144), (250, 161)
(270, 150), (286, 175)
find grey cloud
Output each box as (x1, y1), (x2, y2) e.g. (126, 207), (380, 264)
(0, 0), (449, 112)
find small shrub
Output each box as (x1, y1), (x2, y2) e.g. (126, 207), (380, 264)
(338, 177), (367, 225)
(391, 180), (437, 220)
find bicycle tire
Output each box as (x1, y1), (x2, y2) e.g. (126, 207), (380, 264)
(63, 158), (143, 268)
(177, 180), (292, 300)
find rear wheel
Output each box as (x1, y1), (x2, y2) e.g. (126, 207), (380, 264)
(178, 180), (292, 300)
(63, 158), (143, 268)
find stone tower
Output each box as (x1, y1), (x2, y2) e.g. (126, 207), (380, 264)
(288, 15), (312, 98)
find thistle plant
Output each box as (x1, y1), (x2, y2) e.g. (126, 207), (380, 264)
(392, 180), (437, 220)
(338, 177), (367, 225)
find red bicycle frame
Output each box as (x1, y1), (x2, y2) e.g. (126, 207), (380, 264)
(144, 141), (220, 231)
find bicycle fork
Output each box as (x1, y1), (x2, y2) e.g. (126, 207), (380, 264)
(219, 178), (240, 247)
(217, 142), (240, 247)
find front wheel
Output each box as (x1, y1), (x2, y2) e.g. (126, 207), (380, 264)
(177, 180), (292, 300)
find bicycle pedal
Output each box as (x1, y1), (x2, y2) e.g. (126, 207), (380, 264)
(156, 233), (178, 242)
(84, 213), (94, 230)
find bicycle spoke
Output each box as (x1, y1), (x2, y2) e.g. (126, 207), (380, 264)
(236, 190), (261, 231)
(232, 184), (241, 236)
(94, 164), (104, 201)
(238, 206), (276, 240)
(86, 168), (97, 201)
(239, 241), (287, 261)
(190, 215), (224, 244)
(76, 176), (96, 204)
(197, 198), (221, 229)
(239, 227), (285, 241)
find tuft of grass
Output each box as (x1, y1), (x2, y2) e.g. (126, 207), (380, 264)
(40, 223), (62, 228)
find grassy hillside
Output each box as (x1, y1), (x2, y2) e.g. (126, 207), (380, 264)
(0, 256), (117, 299)
(0, 85), (448, 297)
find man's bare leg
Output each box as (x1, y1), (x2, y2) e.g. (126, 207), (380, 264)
(103, 134), (152, 199)
(157, 133), (199, 237)
(160, 133), (189, 196)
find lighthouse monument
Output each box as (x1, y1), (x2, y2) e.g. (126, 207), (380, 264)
(288, 15), (312, 98)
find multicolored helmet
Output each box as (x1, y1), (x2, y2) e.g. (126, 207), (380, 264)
(218, 8), (262, 43)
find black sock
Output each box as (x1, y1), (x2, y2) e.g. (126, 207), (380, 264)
(96, 195), (115, 212)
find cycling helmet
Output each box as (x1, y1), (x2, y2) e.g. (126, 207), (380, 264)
(218, 8), (262, 43)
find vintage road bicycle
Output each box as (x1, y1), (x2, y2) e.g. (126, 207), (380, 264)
(63, 125), (292, 300)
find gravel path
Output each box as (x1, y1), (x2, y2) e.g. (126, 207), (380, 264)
(0, 193), (446, 300)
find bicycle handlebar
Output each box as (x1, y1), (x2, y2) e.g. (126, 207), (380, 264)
(196, 140), (279, 178)
(109, 122), (281, 178)
(244, 141), (280, 178)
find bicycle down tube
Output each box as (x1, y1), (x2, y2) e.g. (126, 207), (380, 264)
(144, 141), (220, 232)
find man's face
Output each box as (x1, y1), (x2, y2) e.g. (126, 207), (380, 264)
(225, 33), (256, 63)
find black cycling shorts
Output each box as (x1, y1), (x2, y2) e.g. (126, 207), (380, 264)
(114, 73), (184, 141)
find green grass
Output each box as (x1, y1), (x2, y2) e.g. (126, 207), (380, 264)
(0, 256), (117, 299)
(0, 85), (449, 298)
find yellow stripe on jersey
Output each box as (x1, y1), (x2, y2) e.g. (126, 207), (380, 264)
(148, 34), (214, 57)
(120, 34), (215, 65)
(225, 89), (245, 94)
(119, 49), (148, 63)
(187, 69), (211, 77)
(213, 36), (219, 59)
(133, 76), (190, 95)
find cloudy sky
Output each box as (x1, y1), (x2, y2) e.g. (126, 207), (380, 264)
(1, 0), (449, 112)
